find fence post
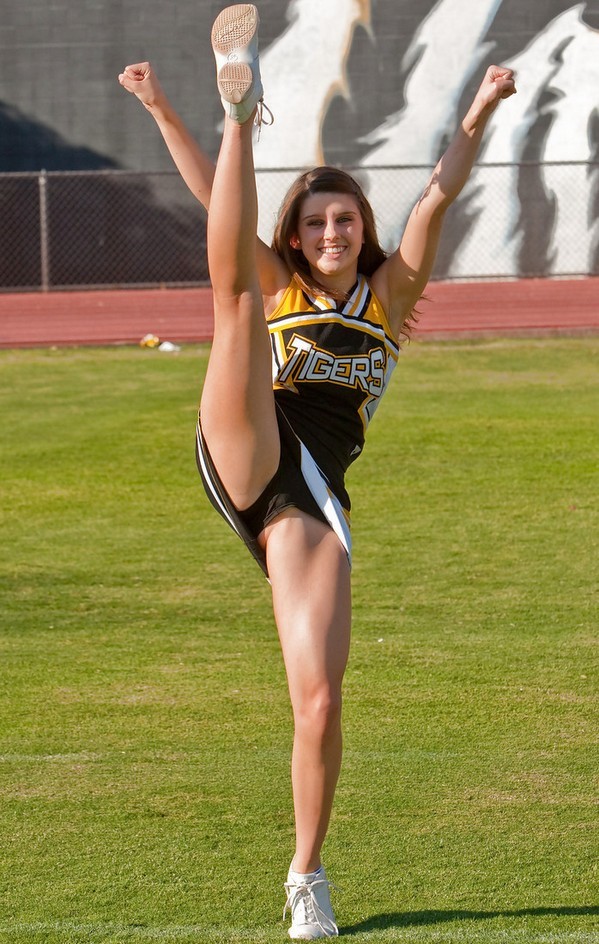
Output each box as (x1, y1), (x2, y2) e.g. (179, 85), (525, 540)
(39, 169), (50, 291)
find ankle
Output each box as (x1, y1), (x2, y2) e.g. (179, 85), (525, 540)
(290, 858), (322, 877)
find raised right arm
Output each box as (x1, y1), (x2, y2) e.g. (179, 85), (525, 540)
(118, 62), (289, 299)
(118, 62), (216, 210)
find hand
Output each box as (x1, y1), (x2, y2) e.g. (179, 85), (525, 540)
(118, 62), (166, 110)
(475, 65), (517, 112)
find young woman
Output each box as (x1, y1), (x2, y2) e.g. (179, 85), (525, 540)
(120, 7), (515, 939)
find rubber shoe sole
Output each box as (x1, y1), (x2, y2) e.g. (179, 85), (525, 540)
(217, 61), (253, 104)
(211, 3), (263, 121)
(211, 3), (259, 61)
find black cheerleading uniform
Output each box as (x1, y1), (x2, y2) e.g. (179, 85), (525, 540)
(196, 273), (399, 577)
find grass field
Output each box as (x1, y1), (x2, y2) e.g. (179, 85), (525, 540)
(0, 337), (597, 944)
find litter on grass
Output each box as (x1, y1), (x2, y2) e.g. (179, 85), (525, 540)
(139, 334), (181, 353)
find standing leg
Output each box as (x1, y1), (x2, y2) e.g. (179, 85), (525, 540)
(263, 511), (351, 937)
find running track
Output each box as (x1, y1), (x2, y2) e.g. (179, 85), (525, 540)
(0, 278), (597, 348)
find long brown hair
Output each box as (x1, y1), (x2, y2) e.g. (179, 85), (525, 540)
(272, 166), (386, 301)
(271, 165), (418, 341)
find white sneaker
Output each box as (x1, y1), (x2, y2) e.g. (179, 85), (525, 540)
(211, 4), (266, 124)
(283, 866), (339, 939)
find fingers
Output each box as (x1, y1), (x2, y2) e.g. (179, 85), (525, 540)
(117, 61), (152, 89)
(487, 65), (514, 81)
(486, 64), (517, 97)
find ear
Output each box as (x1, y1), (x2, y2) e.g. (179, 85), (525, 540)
(290, 235), (301, 250)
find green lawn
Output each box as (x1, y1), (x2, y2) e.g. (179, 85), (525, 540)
(0, 338), (597, 943)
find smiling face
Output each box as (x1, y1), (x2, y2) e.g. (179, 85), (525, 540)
(293, 191), (365, 293)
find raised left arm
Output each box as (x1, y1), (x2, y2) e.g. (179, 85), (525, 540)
(371, 66), (516, 339)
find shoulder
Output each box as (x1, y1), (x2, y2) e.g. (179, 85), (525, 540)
(360, 273), (399, 343)
(257, 239), (293, 315)
(264, 272), (298, 319)
(368, 262), (412, 341)
(369, 249), (427, 341)
(368, 265), (391, 315)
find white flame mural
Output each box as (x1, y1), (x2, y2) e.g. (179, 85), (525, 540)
(253, 0), (599, 278)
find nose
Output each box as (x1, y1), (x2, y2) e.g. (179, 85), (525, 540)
(324, 217), (339, 240)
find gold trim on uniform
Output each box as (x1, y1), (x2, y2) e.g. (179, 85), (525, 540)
(268, 274), (399, 435)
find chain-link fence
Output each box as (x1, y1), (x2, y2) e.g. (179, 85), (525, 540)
(1, 163), (597, 291)
(0, 170), (209, 291)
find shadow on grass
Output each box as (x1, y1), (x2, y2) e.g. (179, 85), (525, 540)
(342, 905), (599, 935)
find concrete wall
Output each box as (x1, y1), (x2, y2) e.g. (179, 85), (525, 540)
(1, 0), (598, 277)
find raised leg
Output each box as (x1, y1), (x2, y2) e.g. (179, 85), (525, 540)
(200, 114), (280, 510)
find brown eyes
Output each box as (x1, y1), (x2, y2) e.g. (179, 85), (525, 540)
(305, 216), (354, 226)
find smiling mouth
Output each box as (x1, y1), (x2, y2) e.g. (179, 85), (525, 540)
(320, 246), (345, 255)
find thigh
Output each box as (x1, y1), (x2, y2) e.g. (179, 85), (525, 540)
(200, 287), (280, 510)
(263, 510), (352, 703)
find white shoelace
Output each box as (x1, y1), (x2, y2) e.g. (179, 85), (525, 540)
(283, 877), (339, 935)
(254, 98), (274, 138)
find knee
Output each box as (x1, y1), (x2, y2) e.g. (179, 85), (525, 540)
(293, 687), (342, 743)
